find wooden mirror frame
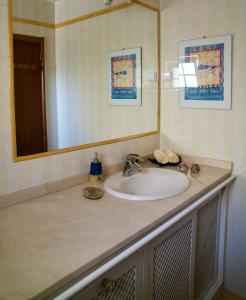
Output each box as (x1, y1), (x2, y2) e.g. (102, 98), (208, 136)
(8, 0), (160, 162)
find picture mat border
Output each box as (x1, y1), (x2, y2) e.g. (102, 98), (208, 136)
(179, 35), (232, 110)
(108, 47), (142, 106)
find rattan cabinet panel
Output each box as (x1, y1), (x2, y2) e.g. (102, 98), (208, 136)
(72, 251), (143, 300)
(194, 195), (221, 300)
(148, 216), (194, 300)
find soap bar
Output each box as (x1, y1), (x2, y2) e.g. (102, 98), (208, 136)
(153, 149), (168, 164)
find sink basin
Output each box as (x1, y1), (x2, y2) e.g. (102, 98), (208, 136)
(104, 168), (190, 201)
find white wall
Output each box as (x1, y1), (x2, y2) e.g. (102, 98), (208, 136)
(0, 1), (159, 198)
(160, 0), (246, 297)
(55, 4), (158, 148)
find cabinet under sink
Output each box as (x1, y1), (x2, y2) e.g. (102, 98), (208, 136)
(70, 191), (226, 300)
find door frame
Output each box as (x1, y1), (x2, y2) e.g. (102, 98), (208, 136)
(13, 33), (48, 153)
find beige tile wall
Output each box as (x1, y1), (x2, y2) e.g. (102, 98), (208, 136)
(55, 0), (160, 23)
(160, 0), (246, 297)
(55, 0), (126, 23)
(12, 0), (55, 23)
(0, 1), (159, 196)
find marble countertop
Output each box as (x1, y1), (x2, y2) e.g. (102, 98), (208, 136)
(0, 162), (231, 300)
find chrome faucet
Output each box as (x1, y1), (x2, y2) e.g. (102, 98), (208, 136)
(123, 154), (145, 177)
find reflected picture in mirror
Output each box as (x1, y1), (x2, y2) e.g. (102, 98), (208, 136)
(11, 0), (159, 158)
(108, 47), (142, 106)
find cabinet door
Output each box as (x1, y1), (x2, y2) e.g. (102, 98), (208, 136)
(194, 194), (221, 300)
(148, 215), (195, 300)
(72, 251), (143, 300)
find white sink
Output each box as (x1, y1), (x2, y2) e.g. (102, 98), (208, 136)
(104, 168), (190, 201)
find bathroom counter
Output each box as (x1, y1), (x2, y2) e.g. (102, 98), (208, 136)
(0, 162), (232, 300)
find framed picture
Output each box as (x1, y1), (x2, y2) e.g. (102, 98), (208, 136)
(179, 35), (232, 109)
(108, 47), (142, 106)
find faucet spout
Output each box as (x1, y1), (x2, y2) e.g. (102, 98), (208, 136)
(122, 154), (145, 177)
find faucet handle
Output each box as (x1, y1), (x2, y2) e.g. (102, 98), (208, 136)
(123, 154), (144, 177)
(127, 154), (145, 163)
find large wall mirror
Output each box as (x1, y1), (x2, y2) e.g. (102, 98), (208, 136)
(10, 0), (160, 161)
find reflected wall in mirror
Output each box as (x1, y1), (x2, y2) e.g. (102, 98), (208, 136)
(11, 0), (159, 159)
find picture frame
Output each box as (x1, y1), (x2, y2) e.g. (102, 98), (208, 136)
(108, 47), (142, 106)
(179, 35), (232, 109)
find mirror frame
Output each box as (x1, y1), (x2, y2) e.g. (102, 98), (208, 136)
(8, 0), (160, 162)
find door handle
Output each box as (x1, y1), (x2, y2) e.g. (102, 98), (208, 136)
(101, 278), (117, 292)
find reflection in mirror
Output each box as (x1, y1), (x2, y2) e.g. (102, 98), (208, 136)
(12, 0), (159, 157)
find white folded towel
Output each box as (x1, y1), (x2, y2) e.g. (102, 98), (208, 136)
(153, 149), (168, 164)
(165, 150), (179, 163)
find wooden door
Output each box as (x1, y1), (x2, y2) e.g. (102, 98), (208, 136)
(13, 34), (47, 156)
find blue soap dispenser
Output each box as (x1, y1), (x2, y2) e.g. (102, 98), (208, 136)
(90, 152), (103, 185)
